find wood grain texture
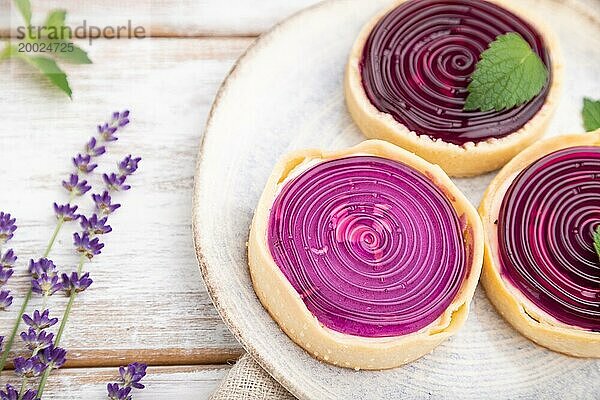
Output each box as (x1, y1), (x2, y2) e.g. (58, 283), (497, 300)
(0, 37), (252, 366)
(194, 0), (600, 399)
(1, 365), (230, 399)
(0, 0), (321, 37)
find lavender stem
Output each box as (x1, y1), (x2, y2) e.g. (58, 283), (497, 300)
(0, 214), (69, 374)
(36, 255), (86, 397)
(18, 377), (28, 398)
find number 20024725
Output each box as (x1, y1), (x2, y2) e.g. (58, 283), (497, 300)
(17, 42), (74, 53)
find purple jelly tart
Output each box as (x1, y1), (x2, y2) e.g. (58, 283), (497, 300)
(345, 0), (562, 176)
(249, 140), (483, 369)
(480, 132), (600, 357)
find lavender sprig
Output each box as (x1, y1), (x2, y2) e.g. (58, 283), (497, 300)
(92, 191), (121, 215)
(62, 174), (92, 197)
(85, 137), (106, 157)
(0, 249), (17, 269)
(107, 384), (132, 400)
(23, 310), (58, 332)
(31, 274), (62, 297)
(0, 213), (16, 245)
(0, 291), (12, 311)
(98, 111), (129, 142)
(0, 268), (13, 286)
(120, 362), (147, 389)
(80, 214), (112, 236)
(103, 173), (131, 192)
(107, 362), (147, 399)
(61, 272), (93, 296)
(0, 111), (130, 376)
(73, 233), (104, 259)
(20, 328), (54, 354)
(0, 384), (38, 400)
(29, 258), (58, 279)
(35, 111), (140, 398)
(38, 345), (67, 370)
(14, 356), (46, 378)
(0, 218), (17, 311)
(73, 154), (98, 174)
(53, 203), (80, 222)
(118, 155), (141, 177)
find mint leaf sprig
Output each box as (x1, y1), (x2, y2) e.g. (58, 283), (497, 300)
(464, 33), (548, 112)
(1, 0), (92, 98)
(582, 98), (600, 131)
(593, 226), (600, 262)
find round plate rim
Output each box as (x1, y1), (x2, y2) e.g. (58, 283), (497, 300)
(192, 1), (600, 399)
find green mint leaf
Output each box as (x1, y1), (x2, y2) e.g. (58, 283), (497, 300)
(582, 98), (600, 131)
(464, 33), (548, 112)
(44, 10), (69, 39)
(0, 45), (16, 62)
(594, 226), (600, 262)
(37, 41), (92, 64)
(13, 0), (32, 26)
(19, 54), (72, 98)
(53, 43), (92, 64)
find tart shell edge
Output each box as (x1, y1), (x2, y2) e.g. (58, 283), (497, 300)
(479, 131), (600, 357)
(344, 0), (563, 177)
(248, 139), (484, 370)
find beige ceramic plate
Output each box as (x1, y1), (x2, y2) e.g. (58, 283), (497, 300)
(193, 0), (600, 398)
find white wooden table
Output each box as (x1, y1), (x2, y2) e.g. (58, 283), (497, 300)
(0, 0), (318, 397)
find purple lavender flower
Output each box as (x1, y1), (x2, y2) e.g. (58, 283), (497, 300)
(0, 384), (38, 400)
(120, 362), (147, 389)
(92, 191), (121, 215)
(53, 203), (80, 222)
(39, 345), (67, 369)
(0, 267), (13, 286)
(20, 327), (54, 353)
(118, 155), (142, 177)
(0, 212), (16, 244)
(0, 290), (12, 310)
(85, 137), (106, 157)
(61, 272), (93, 296)
(107, 383), (132, 400)
(98, 123), (118, 142)
(103, 173), (131, 191)
(98, 110), (129, 142)
(0, 336), (3, 353)
(0, 249), (17, 268)
(29, 258), (58, 279)
(80, 214), (112, 235)
(73, 154), (98, 174)
(13, 356), (46, 378)
(31, 273), (62, 296)
(23, 309), (58, 331)
(113, 110), (130, 127)
(62, 173), (91, 196)
(73, 232), (104, 259)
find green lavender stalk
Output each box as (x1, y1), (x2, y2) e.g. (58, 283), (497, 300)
(0, 216), (65, 374)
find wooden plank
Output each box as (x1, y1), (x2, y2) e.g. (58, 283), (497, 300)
(0, 37), (252, 366)
(2, 365), (231, 399)
(0, 0), (322, 37)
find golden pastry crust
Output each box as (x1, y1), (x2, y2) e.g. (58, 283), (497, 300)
(479, 131), (600, 357)
(248, 140), (483, 370)
(344, 0), (563, 177)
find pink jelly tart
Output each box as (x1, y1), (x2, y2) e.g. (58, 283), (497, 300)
(345, 0), (562, 176)
(249, 140), (483, 370)
(480, 131), (600, 357)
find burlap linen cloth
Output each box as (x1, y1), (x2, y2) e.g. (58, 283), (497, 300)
(210, 354), (296, 399)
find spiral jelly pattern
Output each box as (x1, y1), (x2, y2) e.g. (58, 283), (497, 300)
(360, 0), (551, 145)
(498, 147), (600, 331)
(267, 156), (467, 337)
